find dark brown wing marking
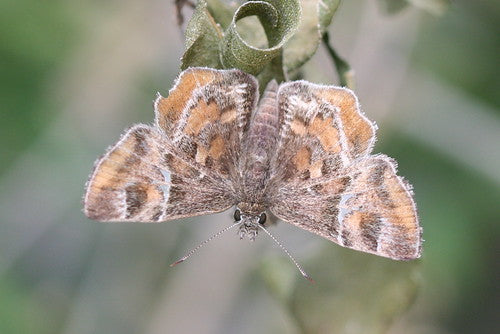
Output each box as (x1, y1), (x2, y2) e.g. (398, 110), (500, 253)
(268, 81), (376, 187)
(84, 125), (235, 222)
(268, 81), (419, 260)
(154, 68), (259, 181)
(270, 155), (421, 260)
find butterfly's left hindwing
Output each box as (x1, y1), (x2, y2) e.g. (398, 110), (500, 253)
(270, 155), (421, 260)
(84, 125), (235, 222)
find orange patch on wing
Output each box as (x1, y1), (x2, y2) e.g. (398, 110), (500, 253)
(290, 116), (340, 152)
(343, 211), (363, 230)
(382, 173), (418, 228)
(194, 135), (226, 165)
(293, 146), (311, 172)
(290, 119), (307, 135)
(308, 116), (341, 152)
(91, 138), (137, 190)
(145, 184), (164, 202)
(220, 108), (237, 123)
(316, 88), (374, 155)
(157, 69), (218, 134)
(309, 160), (323, 178)
(195, 146), (208, 164)
(185, 100), (221, 135)
(208, 135), (225, 159)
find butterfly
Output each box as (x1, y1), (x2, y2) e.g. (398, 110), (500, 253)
(84, 67), (422, 272)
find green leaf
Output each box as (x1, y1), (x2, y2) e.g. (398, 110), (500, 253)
(181, 0), (223, 70)
(284, 0), (341, 72)
(205, 0), (239, 30)
(319, 0), (342, 33)
(220, 0), (300, 75)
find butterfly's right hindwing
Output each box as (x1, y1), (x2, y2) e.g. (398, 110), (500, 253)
(84, 125), (236, 222)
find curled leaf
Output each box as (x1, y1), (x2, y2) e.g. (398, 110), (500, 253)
(182, 0), (344, 83)
(205, 0), (238, 29)
(220, 0), (300, 75)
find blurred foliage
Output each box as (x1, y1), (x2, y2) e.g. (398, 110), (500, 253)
(412, 1), (500, 109)
(0, 0), (79, 176)
(0, 277), (48, 333)
(384, 133), (500, 334)
(0, 0), (498, 334)
(379, 0), (451, 15)
(262, 250), (421, 334)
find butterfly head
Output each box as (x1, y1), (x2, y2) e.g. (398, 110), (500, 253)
(233, 207), (266, 241)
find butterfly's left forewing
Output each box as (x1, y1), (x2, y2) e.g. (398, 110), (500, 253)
(268, 82), (421, 260)
(268, 81), (376, 184)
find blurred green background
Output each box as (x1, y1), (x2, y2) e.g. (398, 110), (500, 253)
(0, 1), (498, 333)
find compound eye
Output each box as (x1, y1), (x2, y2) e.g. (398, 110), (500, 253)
(258, 212), (267, 225)
(233, 209), (241, 221)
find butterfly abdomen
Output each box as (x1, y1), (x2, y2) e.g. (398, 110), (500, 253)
(241, 80), (280, 198)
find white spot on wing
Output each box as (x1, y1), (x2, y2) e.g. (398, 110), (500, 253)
(338, 193), (354, 222)
(337, 193), (354, 244)
(155, 168), (172, 222)
(160, 169), (171, 203)
(376, 217), (391, 253)
(232, 83), (248, 95)
(332, 106), (351, 167)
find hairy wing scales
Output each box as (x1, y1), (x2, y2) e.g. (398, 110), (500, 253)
(269, 81), (375, 188)
(84, 125), (236, 222)
(271, 155), (421, 260)
(155, 68), (258, 180)
(85, 68), (260, 223)
(269, 81), (419, 260)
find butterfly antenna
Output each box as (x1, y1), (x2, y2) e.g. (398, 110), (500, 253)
(170, 221), (241, 267)
(257, 224), (315, 283)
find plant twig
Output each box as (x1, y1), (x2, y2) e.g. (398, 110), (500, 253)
(322, 32), (355, 89)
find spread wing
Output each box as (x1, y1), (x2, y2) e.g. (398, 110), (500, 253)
(268, 82), (421, 260)
(84, 68), (259, 222)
